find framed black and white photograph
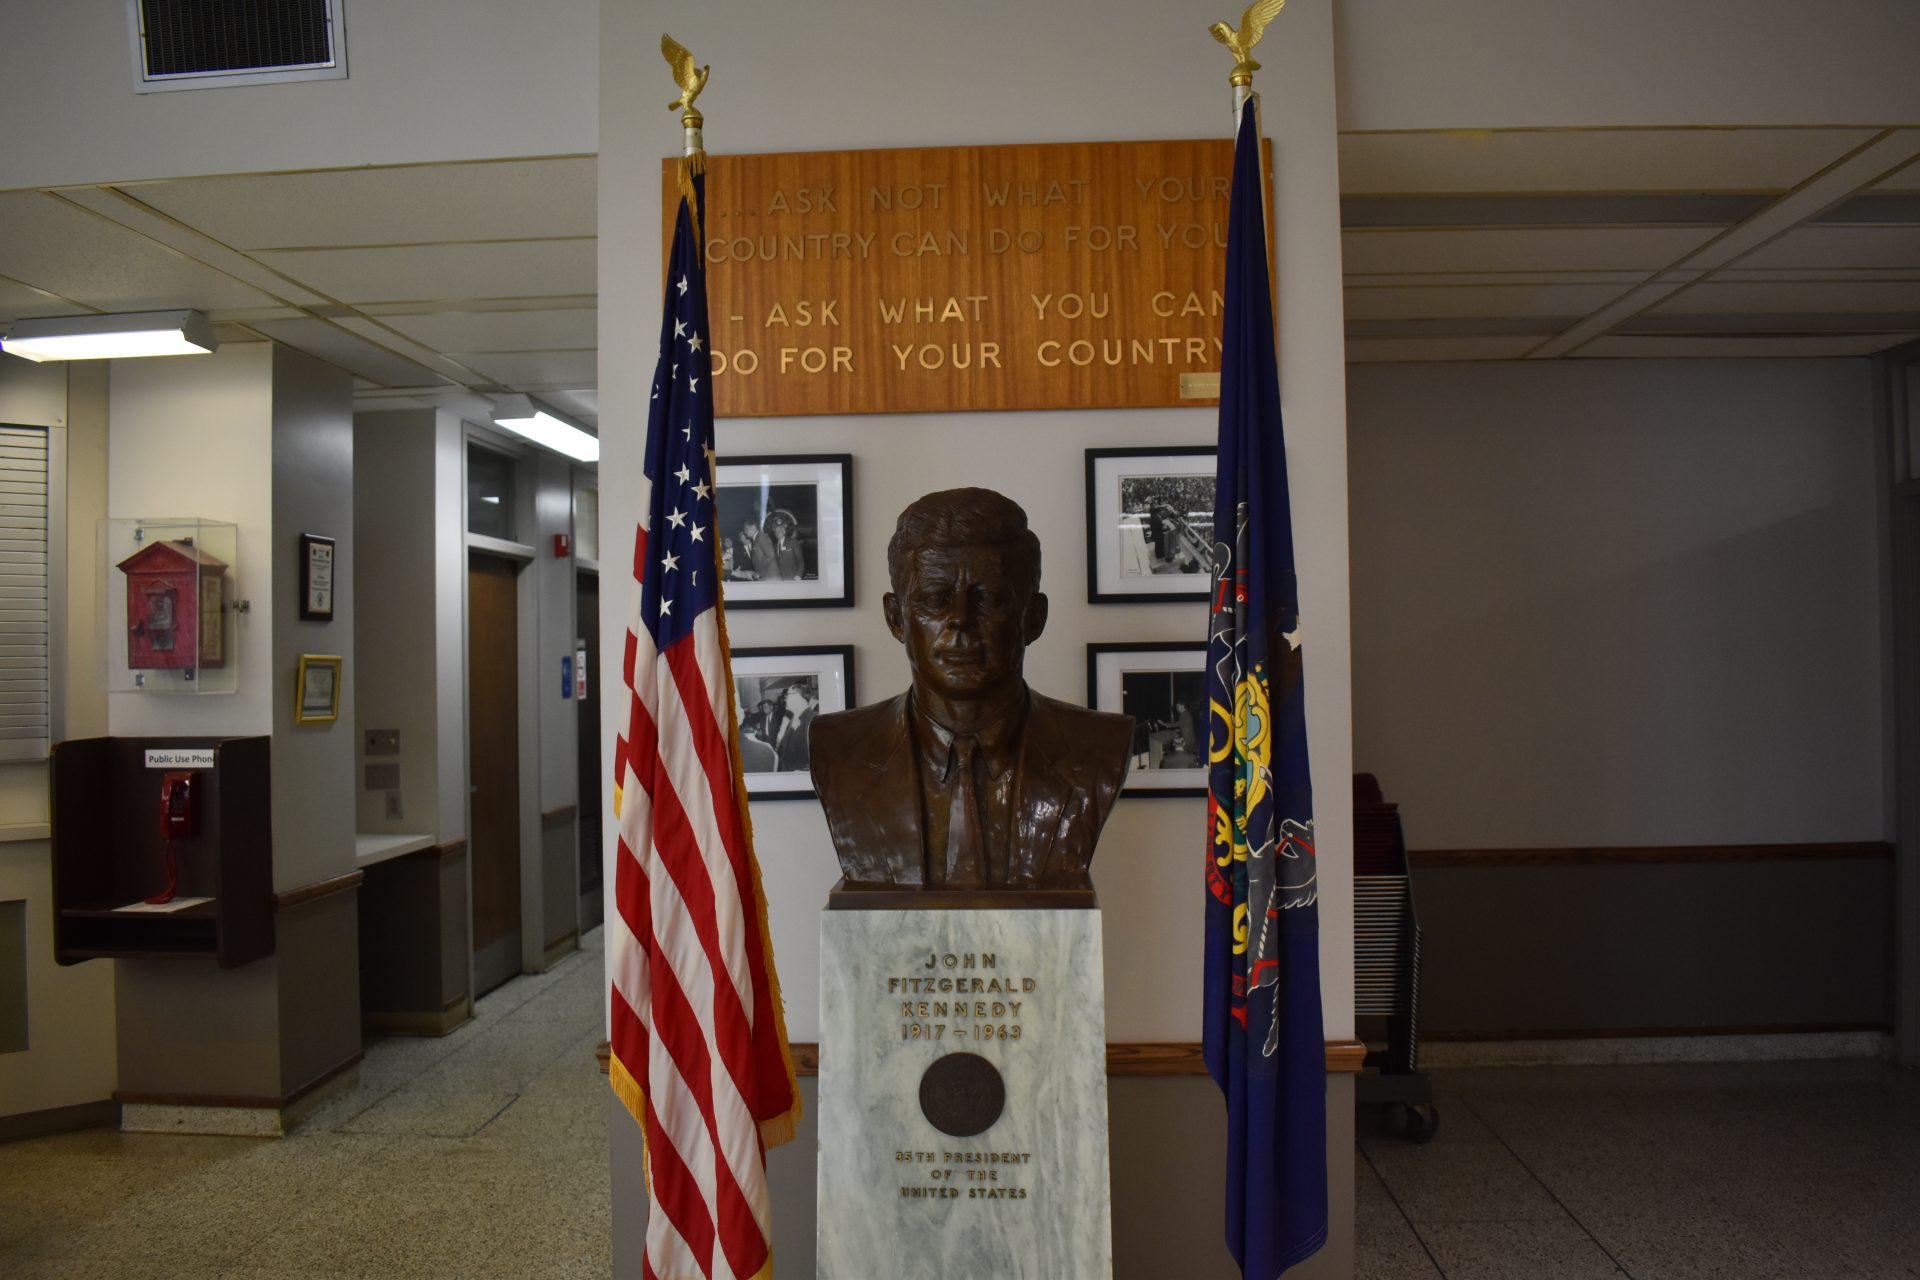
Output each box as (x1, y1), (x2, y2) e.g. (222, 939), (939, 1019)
(1088, 641), (1208, 797)
(298, 532), (335, 622)
(714, 454), (853, 609)
(730, 645), (857, 799)
(1085, 446), (1216, 604)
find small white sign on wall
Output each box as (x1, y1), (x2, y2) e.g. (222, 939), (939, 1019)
(144, 747), (215, 770)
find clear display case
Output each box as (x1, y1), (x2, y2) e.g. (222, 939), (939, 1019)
(101, 517), (241, 695)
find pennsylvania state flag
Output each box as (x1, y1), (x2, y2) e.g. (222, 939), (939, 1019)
(1202, 98), (1327, 1277)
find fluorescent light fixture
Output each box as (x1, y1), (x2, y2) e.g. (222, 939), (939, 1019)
(0, 310), (216, 362)
(491, 394), (600, 463)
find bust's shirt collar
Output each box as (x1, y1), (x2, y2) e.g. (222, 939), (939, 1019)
(909, 690), (1028, 781)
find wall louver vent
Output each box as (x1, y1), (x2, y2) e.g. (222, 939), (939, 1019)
(130, 0), (347, 92)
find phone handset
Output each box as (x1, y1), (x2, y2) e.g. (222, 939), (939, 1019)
(146, 771), (197, 904)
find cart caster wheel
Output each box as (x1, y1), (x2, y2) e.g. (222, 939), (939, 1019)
(1396, 1103), (1439, 1144)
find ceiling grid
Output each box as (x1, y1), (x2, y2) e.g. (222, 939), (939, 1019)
(0, 129), (1916, 404)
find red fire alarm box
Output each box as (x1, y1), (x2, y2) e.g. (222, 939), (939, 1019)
(116, 540), (228, 671)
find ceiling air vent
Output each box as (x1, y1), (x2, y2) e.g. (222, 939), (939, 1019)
(128, 0), (348, 93)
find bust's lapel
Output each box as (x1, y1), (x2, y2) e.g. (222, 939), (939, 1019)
(841, 698), (924, 885)
(1011, 701), (1089, 886)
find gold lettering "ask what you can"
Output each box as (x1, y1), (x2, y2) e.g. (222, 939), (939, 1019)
(662, 137), (1267, 417)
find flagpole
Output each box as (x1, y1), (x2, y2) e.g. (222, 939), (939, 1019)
(1211, 1), (1282, 266)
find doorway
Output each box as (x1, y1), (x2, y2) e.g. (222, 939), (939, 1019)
(468, 550), (523, 996)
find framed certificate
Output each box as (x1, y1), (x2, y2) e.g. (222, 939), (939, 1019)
(295, 654), (343, 724)
(299, 533), (336, 622)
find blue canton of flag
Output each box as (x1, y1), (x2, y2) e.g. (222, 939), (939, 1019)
(641, 181), (720, 645)
(1202, 99), (1327, 1278)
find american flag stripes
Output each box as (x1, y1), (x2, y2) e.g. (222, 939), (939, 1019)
(610, 161), (800, 1280)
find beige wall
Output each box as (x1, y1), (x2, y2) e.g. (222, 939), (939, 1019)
(0, 360), (114, 1118)
(1334, 0), (1920, 129)
(0, 0), (599, 188)
(1349, 358), (1884, 849)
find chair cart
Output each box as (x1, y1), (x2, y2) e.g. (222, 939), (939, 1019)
(1353, 773), (1437, 1143)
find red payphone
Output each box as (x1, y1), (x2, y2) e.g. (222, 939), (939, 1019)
(146, 771), (198, 904)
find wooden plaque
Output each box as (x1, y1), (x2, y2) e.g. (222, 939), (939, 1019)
(661, 138), (1270, 418)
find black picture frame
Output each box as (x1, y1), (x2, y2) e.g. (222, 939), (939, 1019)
(729, 644), (858, 800)
(298, 533), (335, 622)
(1088, 640), (1209, 798)
(714, 454), (854, 610)
(1084, 445), (1216, 604)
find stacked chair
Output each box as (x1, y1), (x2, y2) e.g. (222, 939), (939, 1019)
(1353, 773), (1437, 1142)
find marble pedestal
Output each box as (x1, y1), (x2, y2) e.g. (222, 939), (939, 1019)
(816, 904), (1113, 1280)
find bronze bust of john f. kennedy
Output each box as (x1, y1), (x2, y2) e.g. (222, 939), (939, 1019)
(809, 488), (1133, 890)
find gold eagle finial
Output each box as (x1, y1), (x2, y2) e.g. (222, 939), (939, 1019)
(661, 33), (709, 123)
(1209, 0), (1285, 86)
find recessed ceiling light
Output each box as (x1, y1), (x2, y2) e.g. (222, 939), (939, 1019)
(491, 394), (600, 463)
(0, 310), (217, 362)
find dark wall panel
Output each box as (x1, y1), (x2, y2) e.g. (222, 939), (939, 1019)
(1415, 858), (1892, 1036)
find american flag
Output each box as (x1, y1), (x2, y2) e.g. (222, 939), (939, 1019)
(610, 162), (800, 1280)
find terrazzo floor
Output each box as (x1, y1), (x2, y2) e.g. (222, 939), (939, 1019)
(1357, 1059), (1920, 1279)
(1, 928), (610, 1280)
(7, 947), (1920, 1279)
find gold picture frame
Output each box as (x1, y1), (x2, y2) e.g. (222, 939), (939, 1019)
(294, 654), (343, 724)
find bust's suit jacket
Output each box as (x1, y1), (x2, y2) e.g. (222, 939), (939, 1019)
(809, 689), (1134, 889)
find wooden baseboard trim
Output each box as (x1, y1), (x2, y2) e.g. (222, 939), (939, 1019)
(594, 1039), (1365, 1078)
(1423, 1021), (1893, 1043)
(364, 1002), (471, 1038)
(117, 1050), (365, 1111)
(542, 930), (580, 967)
(0, 1099), (119, 1144)
(273, 870), (365, 911)
(1411, 840), (1893, 868)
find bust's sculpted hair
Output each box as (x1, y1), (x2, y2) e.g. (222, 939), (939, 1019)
(886, 488), (1042, 597)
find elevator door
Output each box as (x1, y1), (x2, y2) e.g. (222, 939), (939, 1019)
(468, 551), (522, 996)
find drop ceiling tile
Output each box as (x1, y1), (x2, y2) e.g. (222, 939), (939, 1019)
(247, 317), (458, 388)
(1575, 333), (1916, 358)
(1713, 267), (1920, 282)
(1873, 153), (1920, 191)
(120, 157), (596, 250)
(1732, 226), (1920, 270)
(1338, 128), (1875, 197)
(453, 350), (597, 387)
(1342, 227), (1718, 274)
(1343, 270), (1652, 287)
(540, 388), (598, 424)
(1344, 336), (1541, 362)
(1343, 282), (1636, 321)
(1648, 280), (1920, 314)
(377, 308), (596, 352)
(251, 240), (596, 305)
(357, 295), (596, 316)
(0, 277), (90, 323)
(0, 191), (281, 313)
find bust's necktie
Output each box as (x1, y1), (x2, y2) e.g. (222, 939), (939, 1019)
(944, 734), (985, 888)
